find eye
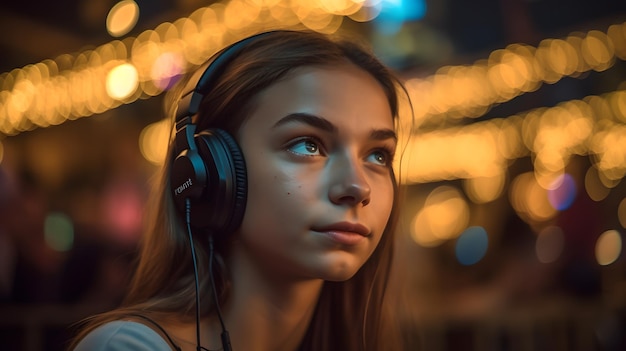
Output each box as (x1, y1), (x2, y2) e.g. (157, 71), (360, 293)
(287, 138), (322, 156)
(366, 148), (393, 166)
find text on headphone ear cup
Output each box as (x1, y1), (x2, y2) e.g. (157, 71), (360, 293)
(171, 147), (208, 211)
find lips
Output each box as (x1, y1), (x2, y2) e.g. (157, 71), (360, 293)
(312, 222), (371, 237)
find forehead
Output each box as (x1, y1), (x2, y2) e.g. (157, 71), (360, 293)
(243, 64), (394, 132)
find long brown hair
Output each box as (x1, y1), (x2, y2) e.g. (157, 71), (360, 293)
(71, 30), (406, 351)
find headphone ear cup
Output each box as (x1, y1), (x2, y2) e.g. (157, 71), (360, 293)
(171, 144), (208, 212)
(192, 129), (247, 236)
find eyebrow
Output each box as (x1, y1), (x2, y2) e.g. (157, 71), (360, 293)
(272, 112), (397, 142)
(272, 112), (337, 133)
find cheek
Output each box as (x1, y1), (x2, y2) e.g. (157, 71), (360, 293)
(240, 160), (311, 229)
(372, 182), (395, 231)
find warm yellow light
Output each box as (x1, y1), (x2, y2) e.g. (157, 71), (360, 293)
(608, 90), (626, 123)
(585, 167), (610, 202)
(429, 199), (468, 239)
(547, 39), (578, 76)
(174, 18), (198, 49)
(591, 126), (626, 180)
(411, 211), (444, 247)
(495, 116), (526, 160)
(411, 186), (470, 247)
(107, 0), (140, 37)
(402, 126), (503, 183)
(351, 1), (384, 21)
(595, 230), (622, 265)
(527, 176), (558, 220)
(155, 21), (176, 42)
(618, 198), (626, 229)
(425, 186), (469, 240)
(139, 118), (171, 165)
(510, 172), (557, 222)
(464, 171), (506, 204)
(581, 30), (614, 72)
(296, 4), (342, 33)
(607, 23), (626, 60)
(106, 63), (139, 100)
(224, 0), (262, 30)
(488, 48), (533, 96)
(319, 0), (362, 15)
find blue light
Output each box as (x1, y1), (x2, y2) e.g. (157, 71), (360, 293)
(374, 0), (427, 35)
(548, 173), (577, 211)
(456, 226), (489, 265)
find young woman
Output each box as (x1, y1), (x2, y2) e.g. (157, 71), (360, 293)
(71, 29), (407, 351)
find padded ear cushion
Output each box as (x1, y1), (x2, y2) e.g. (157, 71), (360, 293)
(191, 128), (247, 236)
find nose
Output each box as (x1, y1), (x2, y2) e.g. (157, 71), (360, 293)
(328, 154), (371, 207)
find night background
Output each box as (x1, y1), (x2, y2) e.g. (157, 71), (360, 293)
(1, 0), (626, 350)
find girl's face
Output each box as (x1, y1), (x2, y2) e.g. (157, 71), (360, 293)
(233, 64), (396, 282)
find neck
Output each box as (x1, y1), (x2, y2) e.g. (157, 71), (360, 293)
(216, 242), (324, 351)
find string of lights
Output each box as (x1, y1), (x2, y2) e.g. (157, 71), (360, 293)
(0, 0), (623, 272)
(1, 1), (624, 139)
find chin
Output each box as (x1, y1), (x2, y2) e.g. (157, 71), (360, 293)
(317, 260), (362, 282)
(323, 273), (358, 282)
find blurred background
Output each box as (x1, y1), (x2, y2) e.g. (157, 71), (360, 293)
(0, 0), (625, 350)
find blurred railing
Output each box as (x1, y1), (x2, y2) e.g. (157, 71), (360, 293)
(0, 297), (624, 351)
(403, 299), (625, 351)
(0, 303), (113, 351)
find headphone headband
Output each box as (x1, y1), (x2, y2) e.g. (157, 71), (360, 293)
(170, 31), (279, 234)
(175, 31), (276, 123)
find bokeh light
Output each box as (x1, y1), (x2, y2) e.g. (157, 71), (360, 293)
(151, 52), (185, 90)
(102, 180), (144, 245)
(107, 0), (140, 37)
(581, 30), (614, 72)
(373, 0), (426, 35)
(536, 226), (565, 263)
(401, 124), (503, 183)
(463, 171), (506, 204)
(139, 118), (171, 165)
(44, 212), (74, 252)
(455, 226), (489, 265)
(585, 166), (611, 202)
(411, 186), (470, 247)
(0, 4), (625, 349)
(106, 63), (139, 100)
(619, 198), (626, 228)
(510, 172), (558, 222)
(595, 230), (622, 265)
(547, 173), (577, 211)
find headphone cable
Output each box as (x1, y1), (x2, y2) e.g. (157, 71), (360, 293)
(185, 198), (203, 351)
(209, 235), (232, 351)
(185, 198), (232, 351)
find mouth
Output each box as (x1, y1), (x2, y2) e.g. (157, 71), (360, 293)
(311, 222), (371, 245)
(313, 222), (371, 236)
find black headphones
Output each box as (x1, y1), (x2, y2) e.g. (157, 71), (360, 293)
(170, 32), (273, 237)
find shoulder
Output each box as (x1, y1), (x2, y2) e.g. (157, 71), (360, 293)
(73, 320), (174, 351)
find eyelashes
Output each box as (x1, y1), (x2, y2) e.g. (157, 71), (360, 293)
(285, 137), (395, 167)
(287, 138), (322, 156)
(367, 147), (394, 167)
